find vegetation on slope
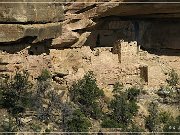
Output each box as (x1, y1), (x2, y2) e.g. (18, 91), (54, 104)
(0, 69), (179, 134)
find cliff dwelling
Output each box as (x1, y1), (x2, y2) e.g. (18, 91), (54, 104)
(0, 1), (179, 133)
(0, 2), (180, 88)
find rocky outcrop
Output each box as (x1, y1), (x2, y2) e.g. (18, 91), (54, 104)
(0, 23), (62, 43)
(1, 0), (180, 50)
(52, 28), (80, 48)
(57, 0), (180, 50)
(66, 19), (95, 31)
(64, 0), (180, 20)
(0, 0), (180, 75)
(0, 0), (64, 23)
(0, 0), (64, 48)
(0, 0), (64, 76)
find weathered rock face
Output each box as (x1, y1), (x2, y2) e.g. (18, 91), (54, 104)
(0, 0), (64, 54)
(140, 21), (180, 50)
(0, 0), (64, 23)
(52, 28), (80, 48)
(1, 0), (180, 49)
(83, 18), (180, 50)
(100, 3), (180, 18)
(0, 0), (180, 86)
(0, 1), (64, 79)
(55, 0), (180, 50)
(64, 1), (180, 20)
(0, 23), (62, 43)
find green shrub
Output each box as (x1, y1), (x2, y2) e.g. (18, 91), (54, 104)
(33, 70), (56, 122)
(163, 116), (180, 134)
(101, 117), (120, 128)
(0, 71), (32, 116)
(159, 111), (172, 124)
(166, 69), (179, 87)
(31, 123), (41, 132)
(126, 87), (140, 101)
(126, 123), (144, 135)
(128, 100), (139, 115)
(104, 85), (140, 128)
(69, 72), (104, 119)
(145, 102), (159, 132)
(112, 82), (123, 95)
(66, 109), (91, 132)
(45, 128), (51, 134)
(37, 69), (52, 82)
(110, 93), (139, 126)
(0, 116), (17, 134)
(36, 69), (52, 95)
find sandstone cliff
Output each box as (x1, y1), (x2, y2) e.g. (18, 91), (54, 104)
(0, 0), (180, 85)
(0, 1), (179, 133)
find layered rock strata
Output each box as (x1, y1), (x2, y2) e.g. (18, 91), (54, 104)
(0, 0), (180, 88)
(52, 0), (180, 50)
(0, 0), (64, 76)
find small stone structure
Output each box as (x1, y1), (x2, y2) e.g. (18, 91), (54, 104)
(113, 40), (148, 84)
(0, 51), (51, 80)
(113, 40), (139, 64)
(139, 65), (148, 83)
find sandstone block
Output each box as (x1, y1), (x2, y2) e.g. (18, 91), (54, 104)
(52, 29), (80, 48)
(0, 0), (64, 23)
(0, 22), (62, 43)
(66, 19), (95, 31)
(71, 32), (91, 48)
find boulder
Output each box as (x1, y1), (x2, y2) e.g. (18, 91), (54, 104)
(52, 28), (80, 48)
(66, 19), (96, 31)
(71, 32), (91, 48)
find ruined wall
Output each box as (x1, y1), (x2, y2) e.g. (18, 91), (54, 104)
(85, 19), (135, 47)
(49, 43), (177, 90)
(49, 46), (143, 89)
(0, 50), (51, 79)
(115, 40), (139, 63)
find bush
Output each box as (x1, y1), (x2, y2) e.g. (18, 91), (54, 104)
(31, 123), (41, 132)
(103, 85), (140, 128)
(159, 111), (172, 124)
(145, 102), (159, 132)
(163, 116), (180, 134)
(66, 109), (91, 132)
(0, 71), (32, 116)
(126, 123), (144, 135)
(36, 69), (52, 95)
(126, 87), (140, 101)
(0, 115), (17, 134)
(166, 69), (179, 87)
(157, 86), (172, 98)
(101, 117), (120, 128)
(33, 70), (59, 122)
(112, 82), (123, 95)
(37, 69), (52, 82)
(128, 100), (139, 115)
(110, 93), (139, 126)
(69, 72), (104, 119)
